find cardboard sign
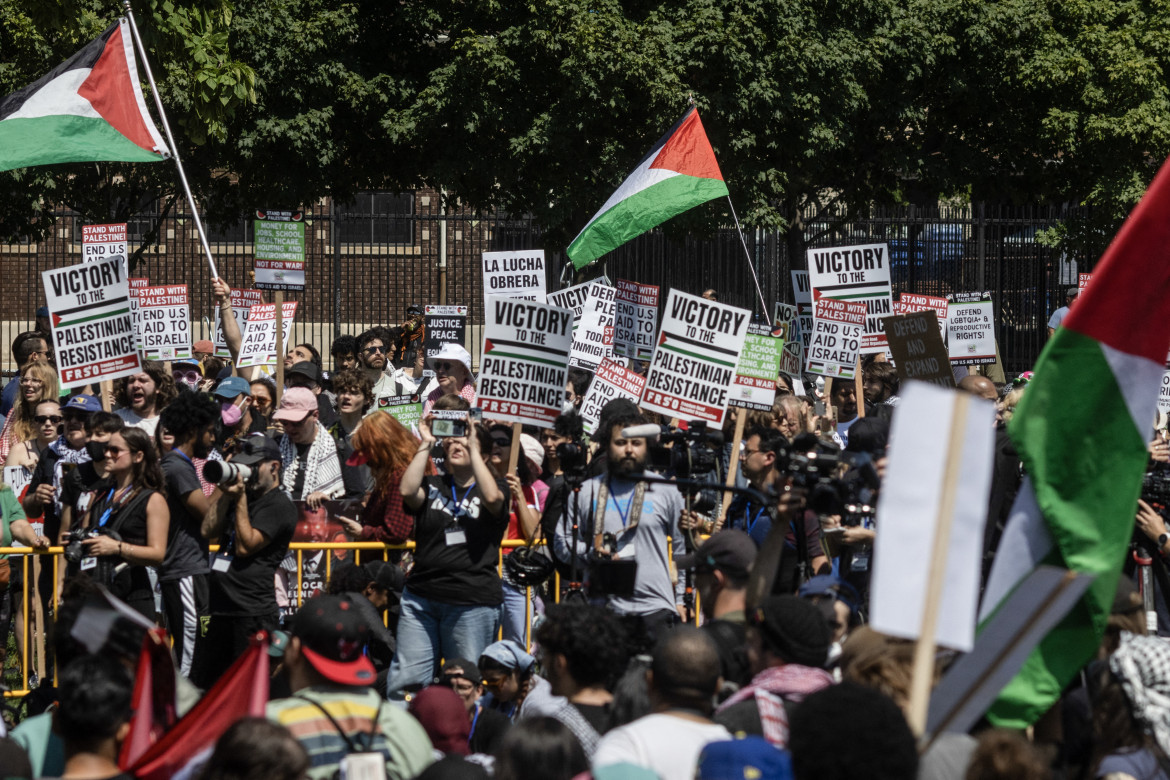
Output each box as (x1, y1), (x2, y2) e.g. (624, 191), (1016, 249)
(424, 305), (468, 362)
(42, 257), (140, 389)
(807, 243), (893, 353)
(253, 210), (306, 291)
(613, 279), (660, 362)
(579, 358), (647, 436)
(477, 296), (573, 428)
(640, 290), (750, 425)
(237, 302), (298, 369)
(81, 223), (128, 276)
(375, 394), (423, 429)
(774, 303), (803, 377)
(805, 297), (866, 379)
(569, 283), (616, 370)
(214, 288), (264, 358)
(1079, 273), (1092, 292)
(885, 313), (954, 388)
(137, 284), (192, 360)
(482, 250), (546, 307)
(128, 277), (149, 352)
(729, 324), (785, 411)
(791, 270), (813, 353)
(946, 292), (997, 365)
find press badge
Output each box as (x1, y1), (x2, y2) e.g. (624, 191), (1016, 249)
(210, 552), (233, 572)
(80, 556), (97, 571)
(340, 753), (384, 780)
(445, 527), (467, 546)
(851, 550), (870, 572)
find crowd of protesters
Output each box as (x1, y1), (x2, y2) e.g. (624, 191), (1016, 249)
(0, 280), (1166, 780)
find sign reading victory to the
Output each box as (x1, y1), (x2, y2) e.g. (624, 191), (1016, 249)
(807, 243), (893, 353)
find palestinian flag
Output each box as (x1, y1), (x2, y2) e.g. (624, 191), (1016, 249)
(978, 155), (1170, 727)
(567, 107), (727, 269)
(0, 19), (170, 172)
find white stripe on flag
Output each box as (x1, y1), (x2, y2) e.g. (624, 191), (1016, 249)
(1101, 341), (1163, 434)
(578, 166), (678, 232)
(4, 69), (99, 121)
(978, 478), (1054, 623)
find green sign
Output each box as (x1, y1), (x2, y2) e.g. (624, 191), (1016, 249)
(376, 395), (423, 429)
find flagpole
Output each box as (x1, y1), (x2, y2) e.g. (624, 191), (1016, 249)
(726, 195), (770, 318)
(121, 1), (220, 281)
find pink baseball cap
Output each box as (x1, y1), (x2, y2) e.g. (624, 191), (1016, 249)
(273, 387), (318, 422)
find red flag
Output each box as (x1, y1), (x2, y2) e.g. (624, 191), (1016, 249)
(123, 633), (270, 780)
(118, 628), (178, 767)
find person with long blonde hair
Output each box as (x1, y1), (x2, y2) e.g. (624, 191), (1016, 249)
(339, 411), (431, 545)
(0, 361), (58, 462)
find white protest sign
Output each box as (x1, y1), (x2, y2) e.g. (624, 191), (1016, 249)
(614, 279), (660, 362)
(1160, 370), (1170, 416)
(774, 303), (803, 377)
(482, 250), (546, 308)
(215, 288), (264, 358)
(237, 302), (298, 369)
(791, 270), (813, 354)
(946, 292), (997, 365)
(137, 284), (191, 360)
(580, 359), (647, 435)
(570, 284), (615, 370)
(253, 210), (306, 291)
(807, 243), (894, 353)
(4, 465), (31, 499)
(477, 296), (573, 428)
(81, 223), (128, 276)
(546, 280), (596, 320)
(805, 297), (866, 379)
(128, 277), (148, 352)
(640, 290), (750, 425)
(729, 325), (785, 411)
(42, 257), (140, 389)
(424, 305), (469, 362)
(871, 381), (995, 651)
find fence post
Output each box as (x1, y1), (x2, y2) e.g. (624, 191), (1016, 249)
(976, 201), (987, 290)
(332, 198), (342, 343)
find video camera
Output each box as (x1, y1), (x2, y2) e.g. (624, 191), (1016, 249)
(1142, 468), (1170, 507)
(622, 422), (723, 478)
(775, 434), (880, 521)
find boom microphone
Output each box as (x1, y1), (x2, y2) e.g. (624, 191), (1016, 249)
(620, 424), (669, 440)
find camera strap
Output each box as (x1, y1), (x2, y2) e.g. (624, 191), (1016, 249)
(593, 478), (647, 551)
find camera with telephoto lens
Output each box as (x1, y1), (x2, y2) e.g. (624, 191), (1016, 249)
(557, 441), (589, 487)
(648, 421), (722, 478)
(775, 438), (880, 519)
(63, 528), (101, 565)
(202, 460), (253, 486)
(1142, 468), (1170, 507)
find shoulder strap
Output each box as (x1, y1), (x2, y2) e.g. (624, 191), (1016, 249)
(294, 694), (384, 753)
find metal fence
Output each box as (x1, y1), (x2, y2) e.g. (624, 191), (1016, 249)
(0, 195), (1092, 376)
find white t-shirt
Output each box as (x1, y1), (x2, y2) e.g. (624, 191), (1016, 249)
(593, 713), (731, 778)
(115, 407), (160, 437)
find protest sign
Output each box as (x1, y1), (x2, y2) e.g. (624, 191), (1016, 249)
(375, 394), (423, 430)
(806, 243), (893, 353)
(805, 297), (866, 379)
(613, 279), (659, 361)
(885, 313), (954, 388)
(477, 296), (573, 427)
(236, 302), (297, 370)
(137, 284), (191, 361)
(729, 325), (785, 411)
(1160, 371), (1170, 416)
(579, 358), (647, 435)
(128, 277), (149, 352)
(423, 305), (468, 362)
(640, 290), (750, 425)
(42, 257), (140, 389)
(4, 466), (31, 499)
(214, 288), (264, 358)
(774, 303), (803, 377)
(253, 210), (306, 291)
(896, 292), (948, 332)
(791, 270), (813, 352)
(946, 292), (997, 365)
(569, 284), (616, 370)
(1079, 272), (1092, 292)
(81, 223), (128, 276)
(546, 280), (596, 319)
(281, 500), (356, 618)
(482, 250), (546, 307)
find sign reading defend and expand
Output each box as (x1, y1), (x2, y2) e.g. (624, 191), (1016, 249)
(137, 284), (192, 360)
(482, 250), (546, 309)
(253, 210), (305, 291)
(424, 305), (469, 362)
(806, 243), (893, 353)
(613, 279), (659, 362)
(42, 257), (140, 389)
(477, 296), (573, 428)
(640, 290), (750, 425)
(215, 288), (264, 358)
(579, 358), (647, 435)
(946, 292), (997, 366)
(884, 312), (954, 388)
(805, 297), (866, 379)
(237, 302), (298, 369)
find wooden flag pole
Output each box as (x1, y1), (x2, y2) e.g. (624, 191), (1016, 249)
(507, 422), (523, 474)
(274, 292), (285, 405)
(99, 379), (113, 412)
(854, 358), (865, 418)
(715, 407), (747, 532)
(907, 392), (971, 736)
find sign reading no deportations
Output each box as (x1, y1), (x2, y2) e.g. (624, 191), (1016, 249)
(477, 296), (573, 428)
(42, 257), (140, 389)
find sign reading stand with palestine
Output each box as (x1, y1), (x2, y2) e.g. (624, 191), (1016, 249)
(376, 394), (423, 430)
(482, 250), (546, 309)
(424, 305), (468, 362)
(42, 257), (140, 389)
(253, 210), (305, 291)
(807, 243), (893, 353)
(138, 284), (192, 360)
(477, 296), (573, 428)
(237, 302), (298, 370)
(806, 297), (866, 379)
(614, 279), (659, 361)
(579, 358), (647, 435)
(640, 290), (750, 425)
(81, 223), (128, 275)
(729, 324), (785, 411)
(215, 288), (264, 358)
(946, 292), (997, 366)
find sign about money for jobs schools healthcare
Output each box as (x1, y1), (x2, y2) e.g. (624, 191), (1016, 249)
(805, 297), (866, 379)
(138, 284), (192, 360)
(613, 279), (659, 362)
(729, 325), (785, 411)
(482, 250), (547, 309)
(81, 223), (128, 275)
(640, 290), (750, 425)
(477, 296), (573, 428)
(424, 305), (469, 362)
(807, 243), (893, 353)
(253, 210), (306, 291)
(42, 257), (140, 389)
(579, 358), (647, 435)
(215, 288), (264, 358)
(946, 292), (997, 366)
(237, 302), (298, 369)
(774, 303), (803, 377)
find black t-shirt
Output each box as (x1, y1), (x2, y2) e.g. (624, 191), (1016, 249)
(291, 444), (310, 498)
(406, 475), (509, 606)
(469, 705), (511, 755)
(61, 461), (108, 521)
(571, 701), (612, 735)
(159, 451), (209, 581)
(208, 487), (297, 617)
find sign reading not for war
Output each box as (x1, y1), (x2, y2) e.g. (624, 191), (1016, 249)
(946, 292), (997, 366)
(215, 288), (264, 358)
(640, 290), (750, 425)
(613, 279), (659, 362)
(42, 257), (140, 389)
(729, 325), (785, 411)
(805, 297), (866, 379)
(477, 296), (573, 428)
(81, 223), (128, 276)
(807, 243), (893, 353)
(482, 250), (546, 309)
(237, 302), (298, 370)
(253, 210), (306, 291)
(424, 305), (468, 362)
(138, 284), (192, 361)
(579, 358), (647, 436)
(884, 312), (954, 388)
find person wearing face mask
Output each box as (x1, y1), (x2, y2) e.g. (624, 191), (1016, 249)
(193, 434), (297, 689)
(213, 376), (268, 457)
(172, 360), (204, 393)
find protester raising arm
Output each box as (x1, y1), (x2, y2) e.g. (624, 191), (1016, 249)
(400, 417), (436, 511)
(213, 278), (255, 380)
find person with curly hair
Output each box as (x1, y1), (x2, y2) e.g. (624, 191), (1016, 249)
(115, 359), (178, 437)
(328, 366), (375, 499)
(339, 410), (427, 545)
(535, 604), (630, 736)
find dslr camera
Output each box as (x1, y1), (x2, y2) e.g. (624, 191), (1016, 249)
(203, 460), (253, 486)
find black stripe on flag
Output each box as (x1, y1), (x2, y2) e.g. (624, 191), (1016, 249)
(487, 337), (568, 358)
(0, 22), (117, 121)
(54, 294), (129, 317)
(663, 330), (741, 358)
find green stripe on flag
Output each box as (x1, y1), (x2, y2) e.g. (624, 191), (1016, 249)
(57, 307), (130, 327)
(0, 115), (164, 171)
(660, 341), (738, 368)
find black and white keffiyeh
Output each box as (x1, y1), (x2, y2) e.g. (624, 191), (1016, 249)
(1111, 631), (1170, 754)
(279, 423), (343, 499)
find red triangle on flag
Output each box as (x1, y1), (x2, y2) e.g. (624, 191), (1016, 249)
(649, 108), (724, 182)
(77, 23), (160, 153)
(52, 312), (62, 327)
(658, 332), (668, 345)
(484, 338), (495, 353)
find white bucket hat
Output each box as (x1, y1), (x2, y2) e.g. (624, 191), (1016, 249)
(429, 343), (473, 377)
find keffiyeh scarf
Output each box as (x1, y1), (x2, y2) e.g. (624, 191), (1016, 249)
(1111, 631), (1170, 755)
(280, 423), (343, 499)
(715, 664), (834, 747)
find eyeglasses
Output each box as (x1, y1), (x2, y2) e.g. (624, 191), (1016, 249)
(363, 345), (386, 355)
(19, 378), (43, 385)
(34, 415), (62, 424)
(741, 448), (762, 457)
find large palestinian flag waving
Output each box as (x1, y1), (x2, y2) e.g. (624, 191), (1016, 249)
(567, 108), (728, 269)
(0, 19), (170, 172)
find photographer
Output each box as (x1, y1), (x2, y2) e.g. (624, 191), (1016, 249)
(1133, 498), (1170, 637)
(194, 433), (296, 689)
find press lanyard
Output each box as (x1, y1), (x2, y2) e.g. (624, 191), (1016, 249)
(97, 486), (131, 528)
(450, 479), (477, 518)
(468, 704), (481, 744)
(744, 503), (766, 535)
(608, 478), (635, 528)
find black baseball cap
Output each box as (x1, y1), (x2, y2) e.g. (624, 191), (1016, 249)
(364, 560), (404, 593)
(232, 433), (282, 466)
(441, 657), (482, 686)
(291, 595), (376, 685)
(407, 304), (423, 316)
(676, 530), (757, 579)
(287, 361), (321, 383)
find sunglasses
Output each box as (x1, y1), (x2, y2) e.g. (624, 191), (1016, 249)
(34, 415), (63, 424)
(363, 345), (386, 355)
(435, 361), (458, 372)
(105, 445), (128, 455)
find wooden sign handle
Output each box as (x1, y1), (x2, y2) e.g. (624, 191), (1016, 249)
(715, 407), (747, 532)
(274, 291), (285, 406)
